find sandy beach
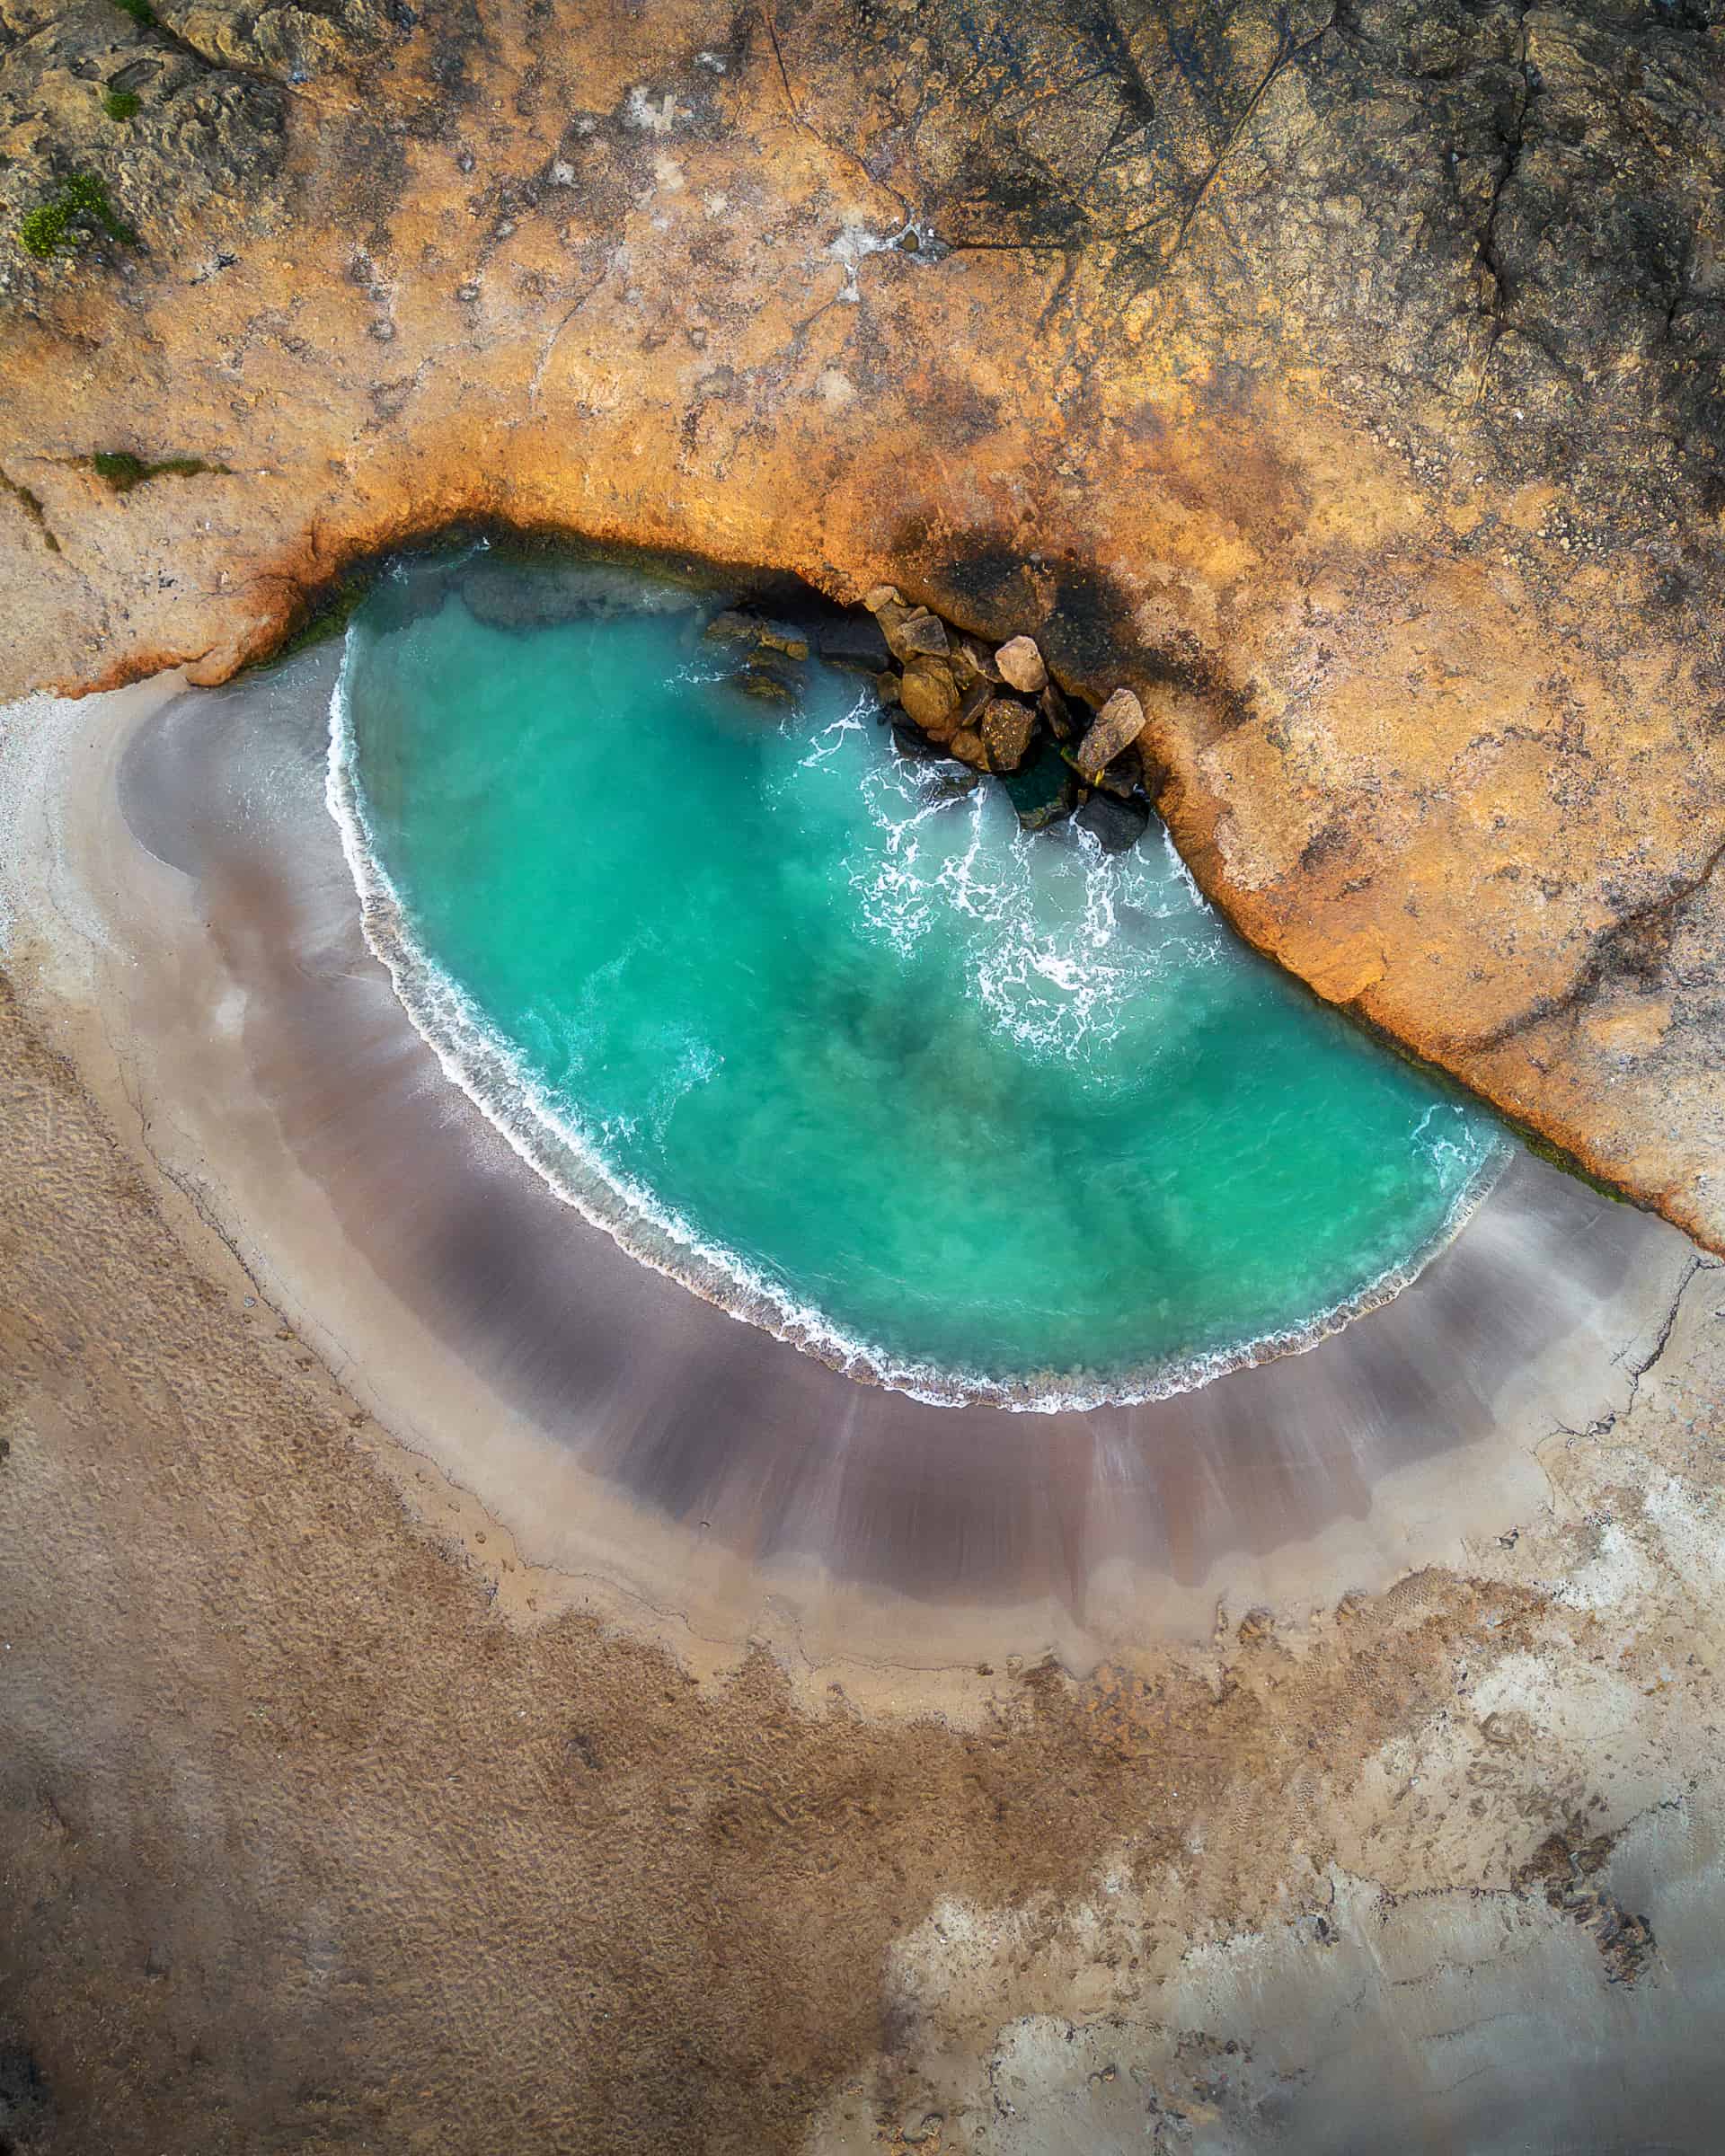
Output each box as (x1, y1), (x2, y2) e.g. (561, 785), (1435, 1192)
(1, 646), (1703, 1681)
(4, 657), (1725, 2150)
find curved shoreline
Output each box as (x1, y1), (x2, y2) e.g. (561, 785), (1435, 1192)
(326, 632), (1510, 1416)
(1, 644), (1705, 1665)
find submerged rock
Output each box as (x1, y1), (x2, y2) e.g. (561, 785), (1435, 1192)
(1002, 739), (1075, 832)
(1075, 791), (1149, 854)
(704, 610), (810, 662)
(1075, 690), (1146, 782)
(733, 657), (798, 703)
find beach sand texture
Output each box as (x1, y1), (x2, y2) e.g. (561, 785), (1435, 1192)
(1, 659), (1723, 2150)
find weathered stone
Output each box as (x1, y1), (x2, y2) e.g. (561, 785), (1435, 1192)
(1039, 681), (1076, 743)
(980, 696), (1038, 773)
(880, 605), (951, 664)
(862, 585), (902, 615)
(1075, 690), (1146, 782)
(898, 657), (961, 736)
(953, 637), (1002, 690)
(995, 635), (1046, 695)
(948, 726), (986, 770)
(1074, 791), (1148, 854)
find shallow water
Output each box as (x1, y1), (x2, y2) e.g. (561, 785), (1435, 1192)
(333, 552), (1504, 1401)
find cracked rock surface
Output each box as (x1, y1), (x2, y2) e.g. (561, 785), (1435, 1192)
(1, 0), (1723, 1243)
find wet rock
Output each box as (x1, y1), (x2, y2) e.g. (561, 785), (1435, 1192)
(816, 612), (891, 672)
(1075, 689), (1146, 782)
(995, 634), (1046, 695)
(703, 608), (809, 661)
(923, 769), (979, 802)
(898, 656), (960, 735)
(948, 725), (986, 769)
(733, 658), (797, 703)
(1075, 791), (1148, 854)
(1002, 739), (1075, 831)
(874, 668), (901, 707)
(890, 719), (939, 760)
(980, 695), (1038, 773)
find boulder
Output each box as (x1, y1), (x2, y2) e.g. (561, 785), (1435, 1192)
(954, 637), (1002, 689)
(1092, 741), (1145, 800)
(1075, 688), (1145, 780)
(995, 634), (1047, 695)
(1039, 679), (1076, 741)
(948, 726), (986, 769)
(1074, 791), (1148, 853)
(880, 605), (951, 663)
(980, 695), (1039, 773)
(898, 657), (961, 735)
(862, 584), (903, 614)
(890, 719), (939, 761)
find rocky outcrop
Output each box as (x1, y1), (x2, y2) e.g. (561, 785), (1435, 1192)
(2, 0), (1722, 1246)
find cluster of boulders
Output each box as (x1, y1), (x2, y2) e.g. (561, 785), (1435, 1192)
(706, 585), (1157, 852)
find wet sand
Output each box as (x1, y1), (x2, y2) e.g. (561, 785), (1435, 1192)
(2, 646), (1700, 1678)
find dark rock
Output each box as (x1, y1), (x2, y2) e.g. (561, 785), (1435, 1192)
(890, 719), (940, 760)
(1093, 741), (1145, 800)
(816, 612), (891, 671)
(1039, 679), (1076, 742)
(1002, 738), (1075, 831)
(1074, 791), (1148, 854)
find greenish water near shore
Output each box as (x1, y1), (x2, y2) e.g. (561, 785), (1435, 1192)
(333, 553), (1504, 1401)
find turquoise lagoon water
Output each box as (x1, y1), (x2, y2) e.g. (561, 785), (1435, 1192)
(331, 553), (1505, 1405)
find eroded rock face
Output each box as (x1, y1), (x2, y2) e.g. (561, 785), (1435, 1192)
(1, 0), (1721, 1243)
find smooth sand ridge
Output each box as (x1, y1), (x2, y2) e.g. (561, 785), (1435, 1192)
(5, 643), (1702, 1672)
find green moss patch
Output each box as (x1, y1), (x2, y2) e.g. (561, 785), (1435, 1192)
(102, 88), (143, 121)
(89, 451), (230, 493)
(16, 173), (138, 261)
